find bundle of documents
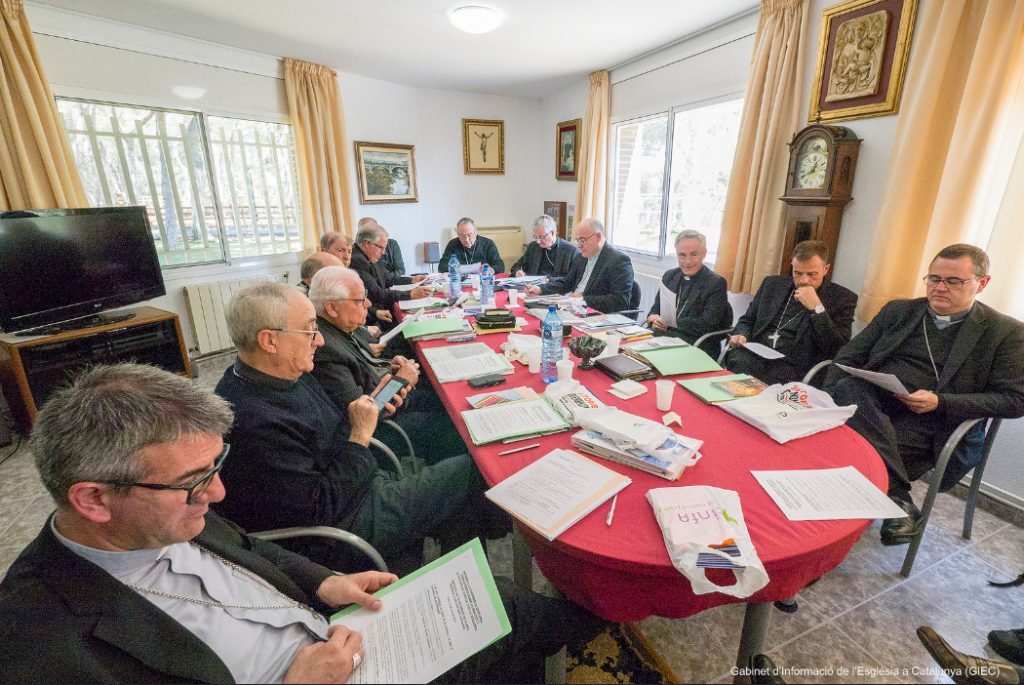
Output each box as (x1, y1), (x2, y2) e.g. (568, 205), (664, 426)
(460, 397), (570, 445)
(625, 336), (689, 352)
(421, 342), (515, 382)
(402, 317), (470, 341)
(526, 307), (585, 325)
(466, 386), (538, 409)
(606, 324), (652, 342)
(678, 373), (768, 404)
(496, 276), (545, 289)
(608, 379), (648, 400)
(573, 313), (636, 331)
(484, 448), (631, 540)
(630, 345), (721, 376)
(572, 429), (701, 480)
(397, 296), (449, 311)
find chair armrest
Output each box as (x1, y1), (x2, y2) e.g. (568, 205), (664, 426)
(370, 437), (405, 476)
(379, 419), (415, 460)
(802, 359), (833, 385)
(251, 526), (389, 572)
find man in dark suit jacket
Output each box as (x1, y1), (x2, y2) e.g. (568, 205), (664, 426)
(350, 223), (430, 315)
(726, 240), (857, 384)
(827, 244), (1024, 545)
(439, 217), (505, 272)
(510, 214), (579, 278)
(0, 363), (602, 683)
(526, 218), (634, 313)
(647, 229), (732, 357)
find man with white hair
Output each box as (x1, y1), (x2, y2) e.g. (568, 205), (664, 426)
(351, 223), (430, 316)
(525, 218), (634, 313)
(510, 214), (579, 278)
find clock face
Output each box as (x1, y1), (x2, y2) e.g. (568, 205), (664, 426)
(795, 136), (829, 189)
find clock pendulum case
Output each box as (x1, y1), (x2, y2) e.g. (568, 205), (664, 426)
(778, 124), (861, 276)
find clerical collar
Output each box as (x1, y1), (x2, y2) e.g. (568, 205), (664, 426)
(51, 515), (164, 573)
(232, 359), (298, 391)
(927, 305), (971, 330)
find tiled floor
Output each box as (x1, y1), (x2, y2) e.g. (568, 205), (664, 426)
(2, 354), (1021, 684)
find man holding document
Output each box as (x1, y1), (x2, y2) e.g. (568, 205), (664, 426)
(827, 244), (1024, 545)
(0, 364), (600, 683)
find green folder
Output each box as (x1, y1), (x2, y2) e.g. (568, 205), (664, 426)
(679, 373), (761, 403)
(402, 317), (465, 339)
(634, 345), (721, 376)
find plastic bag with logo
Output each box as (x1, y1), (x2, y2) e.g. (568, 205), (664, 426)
(718, 382), (856, 444)
(647, 486), (768, 598)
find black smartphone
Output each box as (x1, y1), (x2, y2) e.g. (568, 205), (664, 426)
(372, 376), (409, 410)
(467, 374), (506, 389)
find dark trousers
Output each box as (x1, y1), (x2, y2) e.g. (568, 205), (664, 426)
(725, 347), (807, 385)
(386, 382), (467, 463)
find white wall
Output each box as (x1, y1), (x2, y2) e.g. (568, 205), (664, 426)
(536, 79), (589, 230)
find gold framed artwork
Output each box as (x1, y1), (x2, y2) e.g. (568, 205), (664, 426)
(808, 0), (918, 124)
(543, 201), (568, 239)
(555, 118), (581, 181)
(354, 141), (418, 204)
(462, 119), (504, 174)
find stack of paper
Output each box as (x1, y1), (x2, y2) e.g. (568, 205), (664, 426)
(572, 429), (702, 481)
(608, 379), (647, 400)
(402, 317), (468, 340)
(421, 343), (515, 383)
(484, 449), (631, 540)
(496, 276), (545, 289)
(397, 296), (449, 311)
(678, 373), (767, 404)
(574, 313), (636, 331)
(460, 397), (570, 445)
(526, 308), (585, 325)
(625, 336), (689, 352)
(466, 386), (539, 409)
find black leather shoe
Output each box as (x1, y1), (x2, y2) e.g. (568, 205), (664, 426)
(989, 629), (1024, 666)
(918, 626), (1023, 684)
(881, 497), (923, 546)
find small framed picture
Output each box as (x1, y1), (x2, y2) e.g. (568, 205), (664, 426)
(543, 201), (568, 239)
(354, 141), (418, 204)
(462, 119), (504, 174)
(555, 119), (581, 181)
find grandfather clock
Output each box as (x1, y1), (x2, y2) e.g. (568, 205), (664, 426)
(778, 124), (861, 276)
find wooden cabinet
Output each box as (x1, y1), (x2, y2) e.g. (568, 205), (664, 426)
(0, 307), (190, 432)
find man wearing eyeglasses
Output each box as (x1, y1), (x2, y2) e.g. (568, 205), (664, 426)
(0, 363), (604, 683)
(439, 217), (505, 272)
(509, 214), (579, 278)
(525, 218), (634, 313)
(828, 244), (1024, 545)
(351, 224), (431, 320)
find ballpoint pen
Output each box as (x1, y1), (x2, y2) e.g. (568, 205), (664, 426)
(606, 494), (618, 527)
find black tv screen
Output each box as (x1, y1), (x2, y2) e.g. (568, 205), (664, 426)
(0, 206), (166, 332)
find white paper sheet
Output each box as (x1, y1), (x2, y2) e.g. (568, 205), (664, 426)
(388, 282), (422, 292)
(835, 363), (910, 395)
(751, 466), (909, 521)
(421, 342), (515, 382)
(658, 283), (677, 329)
(461, 397), (569, 444)
(397, 296), (449, 311)
(742, 341), (786, 360)
(332, 539), (509, 684)
(378, 310), (423, 346)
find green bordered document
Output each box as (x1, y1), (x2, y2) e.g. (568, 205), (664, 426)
(633, 345), (721, 376)
(402, 317), (466, 340)
(331, 538), (510, 684)
(678, 373), (765, 403)
(460, 397), (570, 445)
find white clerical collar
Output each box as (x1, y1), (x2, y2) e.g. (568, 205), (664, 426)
(51, 515), (165, 574)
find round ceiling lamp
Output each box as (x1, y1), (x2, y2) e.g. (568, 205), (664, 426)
(448, 5), (503, 34)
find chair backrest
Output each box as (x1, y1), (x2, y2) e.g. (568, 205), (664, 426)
(628, 280), (641, 311)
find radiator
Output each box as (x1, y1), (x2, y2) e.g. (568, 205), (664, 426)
(634, 270), (661, 316)
(183, 272), (289, 356)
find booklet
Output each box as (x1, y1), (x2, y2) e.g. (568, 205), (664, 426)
(331, 538), (510, 684)
(422, 343), (515, 382)
(485, 448), (631, 541)
(466, 386), (539, 409)
(460, 397), (570, 445)
(403, 317), (466, 340)
(679, 373), (767, 404)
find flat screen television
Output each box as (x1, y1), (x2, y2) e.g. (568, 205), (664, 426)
(0, 206), (166, 333)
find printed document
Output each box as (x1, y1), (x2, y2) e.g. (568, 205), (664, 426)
(378, 310), (423, 345)
(742, 342), (786, 360)
(485, 448), (631, 540)
(422, 343), (515, 382)
(332, 538), (510, 684)
(461, 397), (570, 444)
(398, 296), (449, 311)
(835, 363), (910, 395)
(751, 466), (909, 521)
(658, 283), (677, 328)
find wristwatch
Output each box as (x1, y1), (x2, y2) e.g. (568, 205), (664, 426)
(813, 304), (826, 315)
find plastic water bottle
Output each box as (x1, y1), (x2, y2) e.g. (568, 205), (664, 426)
(541, 305), (563, 383)
(480, 264), (495, 307)
(448, 254), (461, 302)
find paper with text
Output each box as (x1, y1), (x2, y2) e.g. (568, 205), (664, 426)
(741, 342), (786, 360)
(835, 364), (910, 395)
(379, 310), (423, 345)
(461, 397), (570, 444)
(751, 466), (908, 521)
(422, 343), (515, 382)
(658, 283), (677, 329)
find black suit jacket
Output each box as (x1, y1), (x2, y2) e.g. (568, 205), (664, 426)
(312, 317), (390, 410)
(733, 275), (857, 371)
(648, 265), (733, 357)
(509, 238), (579, 277)
(351, 243), (407, 309)
(0, 513), (333, 683)
(829, 298), (1024, 425)
(540, 243), (634, 313)
(380, 238), (407, 283)
(439, 236), (505, 272)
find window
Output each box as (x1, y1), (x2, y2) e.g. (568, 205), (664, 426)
(56, 98), (302, 267)
(610, 96), (743, 263)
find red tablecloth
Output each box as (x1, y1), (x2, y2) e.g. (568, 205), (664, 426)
(407, 292), (886, 623)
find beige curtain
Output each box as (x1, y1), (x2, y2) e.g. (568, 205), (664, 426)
(575, 70), (610, 224)
(714, 0), (809, 293)
(857, 0), (1024, 322)
(0, 0), (87, 211)
(284, 58), (355, 249)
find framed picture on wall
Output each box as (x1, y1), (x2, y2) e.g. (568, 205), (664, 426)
(543, 201), (568, 239)
(462, 119), (505, 174)
(555, 118), (581, 181)
(808, 0), (918, 123)
(354, 141), (418, 204)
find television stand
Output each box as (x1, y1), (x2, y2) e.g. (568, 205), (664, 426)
(12, 310), (137, 337)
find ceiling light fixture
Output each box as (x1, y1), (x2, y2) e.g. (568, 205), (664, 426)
(171, 86), (207, 100)
(448, 5), (503, 34)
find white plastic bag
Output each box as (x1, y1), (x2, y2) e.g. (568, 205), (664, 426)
(718, 382), (856, 444)
(647, 486), (769, 598)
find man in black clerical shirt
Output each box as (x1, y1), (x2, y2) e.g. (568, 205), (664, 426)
(439, 217), (505, 272)
(510, 214), (579, 278)
(726, 240), (857, 385)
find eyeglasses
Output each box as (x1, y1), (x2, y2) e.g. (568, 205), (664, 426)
(98, 444), (230, 505)
(923, 275), (977, 288)
(574, 233), (597, 246)
(533, 232), (554, 242)
(268, 325), (322, 342)
(369, 242), (388, 252)
(335, 293), (368, 305)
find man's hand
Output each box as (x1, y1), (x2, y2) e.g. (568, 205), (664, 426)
(895, 389), (939, 414)
(284, 624), (364, 684)
(411, 274), (427, 283)
(728, 334), (748, 349)
(369, 342), (386, 357)
(525, 285), (542, 296)
(793, 285), (822, 311)
(365, 326), (381, 339)
(514, 269), (526, 278)
(347, 395), (379, 446)
(391, 357), (420, 387)
(316, 571), (398, 610)
(410, 287), (431, 300)
(646, 314), (667, 331)
(375, 310), (394, 324)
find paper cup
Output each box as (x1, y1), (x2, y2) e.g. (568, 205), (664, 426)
(507, 288), (518, 307)
(556, 359), (574, 381)
(655, 379), (675, 411)
(528, 349), (541, 374)
(605, 333), (622, 357)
